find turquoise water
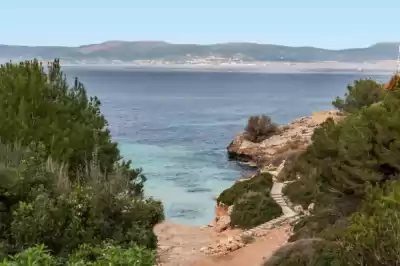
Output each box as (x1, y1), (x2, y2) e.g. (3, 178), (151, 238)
(64, 67), (389, 225)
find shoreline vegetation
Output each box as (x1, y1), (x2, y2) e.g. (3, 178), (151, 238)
(216, 73), (400, 266)
(1, 57), (400, 265)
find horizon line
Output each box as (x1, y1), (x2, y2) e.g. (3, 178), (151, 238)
(1, 40), (400, 51)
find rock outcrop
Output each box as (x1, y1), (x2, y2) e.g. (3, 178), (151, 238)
(383, 74), (400, 91)
(227, 110), (343, 168)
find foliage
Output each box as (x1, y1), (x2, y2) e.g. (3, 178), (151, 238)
(276, 150), (304, 181)
(266, 78), (400, 265)
(282, 175), (318, 208)
(332, 79), (385, 113)
(284, 96), (400, 204)
(0, 133), (163, 260)
(244, 115), (278, 143)
(0, 245), (56, 266)
(262, 239), (340, 266)
(0, 244), (156, 266)
(216, 173), (273, 206)
(0, 59), (164, 262)
(230, 191), (282, 229)
(67, 244), (156, 266)
(334, 182), (400, 266)
(0, 59), (134, 181)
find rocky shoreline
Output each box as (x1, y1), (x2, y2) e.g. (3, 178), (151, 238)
(227, 110), (343, 169)
(155, 110), (343, 266)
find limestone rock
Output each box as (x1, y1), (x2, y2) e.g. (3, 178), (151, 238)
(215, 215), (231, 233)
(293, 205), (303, 213)
(227, 205), (234, 215)
(201, 236), (246, 256)
(227, 110), (343, 168)
(307, 203), (315, 212)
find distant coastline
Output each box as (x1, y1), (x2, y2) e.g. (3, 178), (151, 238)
(61, 60), (397, 75)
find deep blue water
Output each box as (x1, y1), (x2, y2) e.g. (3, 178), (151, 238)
(64, 67), (389, 225)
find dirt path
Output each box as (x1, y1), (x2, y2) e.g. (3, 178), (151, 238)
(155, 221), (242, 266)
(188, 225), (291, 266)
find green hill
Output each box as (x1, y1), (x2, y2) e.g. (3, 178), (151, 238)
(0, 41), (399, 62)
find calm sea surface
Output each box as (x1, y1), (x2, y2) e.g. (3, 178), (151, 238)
(64, 67), (389, 225)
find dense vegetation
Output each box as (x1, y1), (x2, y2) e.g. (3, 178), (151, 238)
(217, 173), (274, 206)
(0, 59), (164, 265)
(230, 191), (282, 229)
(265, 75), (400, 265)
(217, 173), (282, 228)
(332, 79), (385, 113)
(244, 115), (278, 143)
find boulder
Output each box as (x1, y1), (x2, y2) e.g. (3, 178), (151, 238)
(215, 215), (231, 233)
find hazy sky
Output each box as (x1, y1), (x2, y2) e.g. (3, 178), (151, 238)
(1, 0), (399, 49)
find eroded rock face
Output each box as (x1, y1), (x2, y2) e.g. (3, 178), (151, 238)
(215, 215), (231, 233)
(227, 110), (343, 168)
(214, 203), (231, 232)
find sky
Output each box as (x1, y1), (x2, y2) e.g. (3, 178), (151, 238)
(1, 0), (400, 49)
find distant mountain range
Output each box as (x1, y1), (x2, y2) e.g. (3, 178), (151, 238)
(0, 41), (399, 62)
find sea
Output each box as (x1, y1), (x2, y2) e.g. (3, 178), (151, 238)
(63, 66), (390, 226)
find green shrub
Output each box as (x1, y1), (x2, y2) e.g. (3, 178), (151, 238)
(230, 191), (282, 229)
(217, 173), (273, 206)
(0, 244), (156, 266)
(6, 171), (163, 256)
(334, 182), (400, 266)
(68, 244), (156, 266)
(263, 239), (341, 266)
(244, 115), (278, 142)
(283, 177), (318, 208)
(0, 245), (57, 266)
(332, 79), (385, 113)
(276, 150), (304, 181)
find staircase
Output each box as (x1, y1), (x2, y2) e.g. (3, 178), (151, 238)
(239, 179), (298, 238)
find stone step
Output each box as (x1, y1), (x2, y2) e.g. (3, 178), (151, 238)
(274, 199), (286, 203)
(272, 197), (284, 200)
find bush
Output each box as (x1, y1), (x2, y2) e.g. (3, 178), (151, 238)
(230, 191), (282, 229)
(68, 244), (156, 266)
(276, 150), (304, 181)
(0, 245), (56, 266)
(334, 182), (400, 266)
(0, 144), (163, 258)
(9, 185), (163, 256)
(217, 173), (274, 206)
(283, 177), (318, 208)
(244, 115), (278, 142)
(0, 244), (157, 266)
(332, 79), (385, 113)
(262, 238), (340, 266)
